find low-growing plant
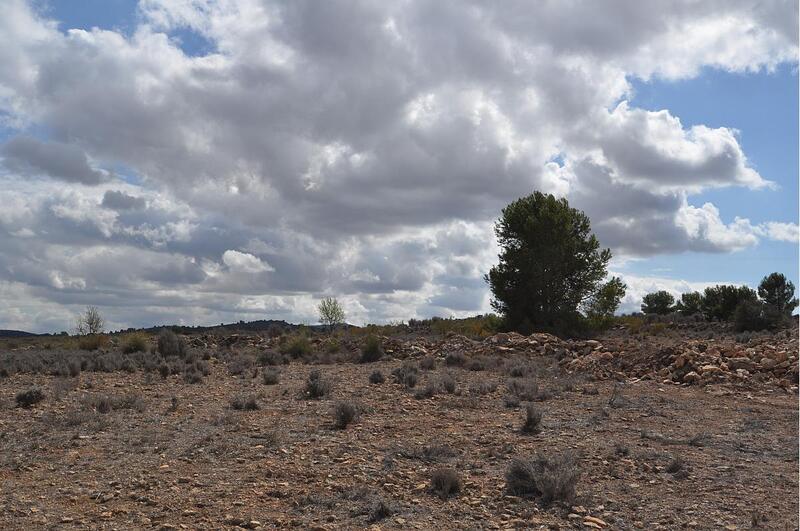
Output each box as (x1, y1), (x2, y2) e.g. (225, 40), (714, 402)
(78, 334), (109, 351)
(262, 368), (280, 385)
(305, 369), (332, 398)
(158, 329), (185, 358)
(369, 370), (385, 384)
(230, 394), (259, 411)
(367, 498), (396, 522)
(334, 401), (359, 429)
(467, 357), (487, 371)
(414, 381), (439, 400)
(158, 363), (170, 379)
(469, 380), (497, 396)
(419, 356), (436, 370)
(257, 349), (286, 366)
(430, 468), (461, 500)
(521, 404), (543, 434)
(507, 378), (539, 401)
(121, 333), (148, 354)
(392, 363), (418, 388)
(439, 373), (457, 394)
(281, 335), (313, 359)
(184, 367), (203, 384)
(505, 452), (581, 504)
(15, 388), (44, 408)
(360, 335), (384, 363)
(444, 352), (466, 367)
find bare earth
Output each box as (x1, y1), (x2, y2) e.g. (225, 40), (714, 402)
(0, 327), (798, 530)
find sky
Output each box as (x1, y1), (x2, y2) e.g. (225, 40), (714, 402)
(0, 0), (797, 333)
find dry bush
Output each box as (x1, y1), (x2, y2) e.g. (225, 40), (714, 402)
(16, 388), (44, 408)
(367, 498), (396, 522)
(369, 370), (385, 384)
(505, 452), (581, 504)
(469, 379), (497, 396)
(430, 468), (462, 500)
(414, 381), (439, 400)
(444, 352), (466, 367)
(262, 368), (280, 385)
(334, 401), (359, 429)
(439, 373), (457, 394)
(78, 334), (109, 351)
(157, 329), (185, 358)
(230, 394), (259, 411)
(305, 369), (332, 398)
(392, 363), (418, 388)
(507, 378), (539, 401)
(419, 356), (436, 370)
(521, 404), (542, 434)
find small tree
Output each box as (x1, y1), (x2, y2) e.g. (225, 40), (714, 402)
(758, 273), (798, 316)
(675, 291), (703, 316)
(584, 276), (626, 329)
(318, 297), (346, 329)
(486, 192), (611, 335)
(641, 291), (675, 315)
(75, 306), (104, 335)
(701, 285), (757, 321)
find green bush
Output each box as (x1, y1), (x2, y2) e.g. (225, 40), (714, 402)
(121, 333), (148, 354)
(281, 335), (313, 359)
(360, 335), (383, 363)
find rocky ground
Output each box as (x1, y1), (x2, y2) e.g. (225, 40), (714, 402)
(0, 322), (797, 530)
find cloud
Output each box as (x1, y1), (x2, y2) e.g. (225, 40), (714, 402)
(1, 136), (108, 185)
(0, 0), (795, 331)
(222, 249), (274, 273)
(101, 190), (146, 210)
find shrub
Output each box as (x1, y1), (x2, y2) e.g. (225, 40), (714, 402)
(507, 363), (532, 378)
(507, 378), (539, 401)
(369, 370), (385, 384)
(257, 349), (286, 366)
(521, 404), (542, 434)
(469, 379), (497, 395)
(305, 369), (332, 398)
(334, 401), (359, 429)
(444, 352), (466, 367)
(227, 354), (255, 376)
(439, 373), (457, 394)
(701, 285), (758, 321)
(184, 368), (203, 384)
(158, 329), (185, 358)
(121, 333), (148, 354)
(392, 363), (418, 388)
(414, 381), (439, 400)
(158, 363), (170, 379)
(419, 356), (436, 370)
(430, 468), (461, 500)
(15, 388), (44, 408)
(262, 368), (280, 385)
(467, 357), (486, 371)
(367, 499), (396, 522)
(67, 359), (81, 377)
(95, 395), (113, 414)
(78, 334), (109, 351)
(281, 335), (313, 359)
(360, 335), (384, 363)
(505, 452), (581, 504)
(230, 395), (259, 411)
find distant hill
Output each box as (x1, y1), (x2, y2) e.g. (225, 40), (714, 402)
(0, 329), (38, 338)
